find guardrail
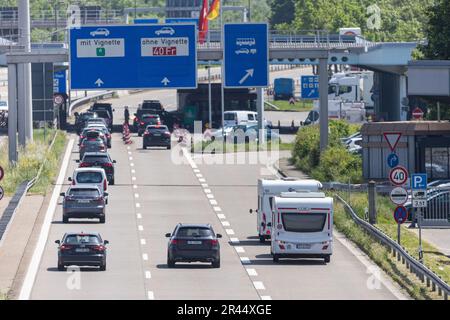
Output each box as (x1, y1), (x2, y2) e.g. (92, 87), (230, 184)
(336, 195), (449, 300)
(0, 130), (58, 244)
(68, 91), (115, 116)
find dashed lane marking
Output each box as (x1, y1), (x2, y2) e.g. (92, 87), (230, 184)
(225, 229), (235, 235)
(246, 268), (258, 276)
(141, 239), (146, 245)
(145, 271), (152, 279)
(235, 246), (245, 253)
(221, 221), (231, 227)
(261, 296), (272, 300)
(240, 257), (251, 264)
(230, 238), (240, 244)
(142, 254), (149, 261)
(253, 281), (266, 290)
(214, 207), (222, 212)
(217, 214), (226, 219)
(147, 291), (155, 300)
(138, 225), (144, 231)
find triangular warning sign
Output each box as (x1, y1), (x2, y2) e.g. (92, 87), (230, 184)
(384, 132), (402, 152)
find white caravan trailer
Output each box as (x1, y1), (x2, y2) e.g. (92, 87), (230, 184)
(271, 192), (333, 264)
(250, 179), (323, 243)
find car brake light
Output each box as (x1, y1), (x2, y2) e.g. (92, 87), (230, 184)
(80, 144), (85, 148)
(144, 131), (150, 136)
(103, 162), (113, 167)
(79, 162), (90, 167)
(103, 179), (107, 191)
(210, 239), (219, 246)
(170, 239), (178, 245)
(164, 131), (171, 137)
(60, 245), (72, 251)
(90, 245), (105, 252)
(140, 122), (145, 126)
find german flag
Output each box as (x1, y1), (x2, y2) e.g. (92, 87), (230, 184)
(206, 0), (220, 21)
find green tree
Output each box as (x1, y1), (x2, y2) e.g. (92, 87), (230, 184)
(269, 0), (295, 26)
(421, 0), (450, 59)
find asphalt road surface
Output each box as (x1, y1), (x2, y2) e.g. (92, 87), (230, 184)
(26, 93), (404, 300)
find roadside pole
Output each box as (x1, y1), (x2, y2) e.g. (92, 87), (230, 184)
(8, 63), (18, 163)
(418, 207), (423, 263)
(220, 3), (225, 132)
(257, 87), (265, 144)
(207, 27), (212, 128)
(319, 58), (328, 152)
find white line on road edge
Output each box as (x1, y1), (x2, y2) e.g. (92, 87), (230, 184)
(334, 230), (408, 300)
(19, 139), (75, 300)
(147, 291), (155, 300)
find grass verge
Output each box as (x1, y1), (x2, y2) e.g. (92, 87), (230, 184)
(0, 129), (67, 196)
(265, 100), (313, 112)
(334, 194), (448, 300)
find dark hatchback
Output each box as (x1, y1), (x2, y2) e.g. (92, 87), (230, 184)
(75, 112), (96, 134)
(61, 186), (107, 223)
(137, 114), (161, 136)
(143, 125), (171, 150)
(56, 233), (109, 271)
(77, 152), (116, 185)
(166, 224), (222, 268)
(79, 136), (106, 160)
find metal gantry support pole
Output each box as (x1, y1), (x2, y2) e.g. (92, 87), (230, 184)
(18, 0), (33, 145)
(319, 58), (329, 152)
(8, 63), (18, 163)
(257, 87), (265, 144)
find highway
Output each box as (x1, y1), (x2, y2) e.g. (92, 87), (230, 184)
(25, 93), (405, 300)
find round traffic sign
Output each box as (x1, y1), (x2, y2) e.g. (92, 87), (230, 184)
(412, 107), (424, 120)
(54, 94), (64, 105)
(393, 206), (408, 224)
(390, 166), (408, 186)
(387, 153), (399, 169)
(390, 187), (408, 205)
(0, 166), (3, 182)
(0, 186), (4, 201)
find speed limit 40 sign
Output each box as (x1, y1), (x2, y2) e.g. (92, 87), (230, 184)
(389, 166), (408, 186)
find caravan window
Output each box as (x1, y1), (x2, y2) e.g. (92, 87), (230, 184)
(269, 197), (274, 210)
(282, 212), (327, 233)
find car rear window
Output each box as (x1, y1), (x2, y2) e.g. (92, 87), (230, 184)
(224, 113), (236, 121)
(281, 213), (327, 233)
(68, 189), (100, 197)
(83, 155), (109, 163)
(148, 126), (168, 133)
(95, 110), (111, 118)
(142, 102), (162, 111)
(76, 172), (103, 184)
(65, 235), (101, 244)
(176, 227), (213, 237)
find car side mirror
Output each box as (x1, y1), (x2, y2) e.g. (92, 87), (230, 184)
(134, 113), (137, 117)
(60, 192), (65, 197)
(216, 234), (222, 239)
(113, 160), (117, 164)
(104, 240), (109, 245)
(55, 240), (60, 244)
(76, 160), (80, 163)
(165, 233), (171, 238)
(104, 192), (109, 197)
(249, 209), (253, 214)
(68, 177), (72, 182)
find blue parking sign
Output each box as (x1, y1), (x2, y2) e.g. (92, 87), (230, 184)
(411, 174), (427, 190)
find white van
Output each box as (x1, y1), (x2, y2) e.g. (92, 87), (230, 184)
(271, 192), (333, 264)
(250, 178), (323, 243)
(224, 111), (258, 127)
(69, 168), (109, 195)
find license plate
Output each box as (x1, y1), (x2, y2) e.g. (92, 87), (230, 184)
(153, 133), (161, 137)
(76, 248), (89, 253)
(78, 200), (90, 204)
(296, 243), (311, 249)
(188, 241), (202, 245)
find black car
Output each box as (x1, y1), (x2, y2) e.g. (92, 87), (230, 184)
(60, 186), (107, 224)
(166, 224), (222, 268)
(55, 233), (109, 271)
(79, 136), (106, 160)
(77, 152), (116, 185)
(75, 112), (97, 134)
(143, 125), (171, 149)
(137, 114), (162, 136)
(90, 103), (114, 129)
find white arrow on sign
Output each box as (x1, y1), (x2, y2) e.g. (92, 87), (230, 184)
(95, 78), (104, 87)
(308, 89), (316, 97)
(161, 77), (170, 86)
(238, 69), (254, 85)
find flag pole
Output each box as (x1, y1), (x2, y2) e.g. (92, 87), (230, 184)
(220, 1), (225, 131)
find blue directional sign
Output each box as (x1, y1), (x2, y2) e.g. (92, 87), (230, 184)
(134, 18), (159, 24)
(301, 76), (319, 99)
(387, 153), (399, 169)
(223, 23), (269, 88)
(70, 24), (197, 90)
(53, 70), (67, 94)
(411, 174), (428, 190)
(165, 18), (199, 28)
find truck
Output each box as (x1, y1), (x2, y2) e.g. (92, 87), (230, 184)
(271, 191), (334, 264)
(273, 78), (295, 101)
(328, 71), (374, 109)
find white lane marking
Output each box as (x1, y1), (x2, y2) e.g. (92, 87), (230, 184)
(127, 146), (131, 150)
(217, 214), (226, 219)
(138, 225), (144, 231)
(129, 157), (133, 161)
(225, 229), (235, 235)
(141, 239), (146, 245)
(137, 213), (142, 219)
(132, 177), (137, 181)
(199, 178), (206, 183)
(334, 230), (408, 300)
(235, 246), (245, 253)
(130, 163), (135, 167)
(19, 139), (75, 300)
(214, 207), (222, 212)
(128, 151), (132, 155)
(261, 296), (272, 300)
(240, 257), (251, 264)
(230, 238), (240, 244)
(133, 184), (138, 189)
(145, 271), (152, 279)
(136, 203), (141, 208)
(131, 169), (136, 174)
(253, 281), (266, 290)
(196, 173), (203, 178)
(147, 291), (155, 300)
(201, 183), (208, 188)
(221, 221), (231, 227)
(204, 189), (212, 194)
(193, 169), (200, 173)
(206, 194), (214, 199)
(142, 254), (149, 261)
(209, 199), (218, 205)
(246, 268), (258, 276)
(134, 193), (139, 198)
